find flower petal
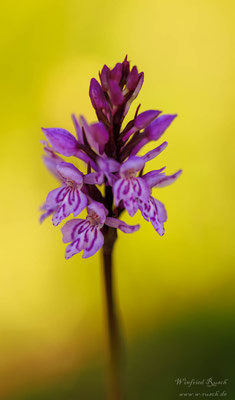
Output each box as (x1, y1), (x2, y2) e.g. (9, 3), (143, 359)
(100, 64), (110, 91)
(46, 186), (69, 210)
(89, 78), (108, 110)
(152, 198), (167, 222)
(65, 238), (84, 259)
(126, 66), (139, 91)
(113, 178), (131, 205)
(110, 63), (122, 84)
(97, 157), (120, 173)
(132, 177), (151, 201)
(42, 128), (78, 157)
(43, 156), (64, 181)
(87, 202), (108, 225)
(123, 198), (139, 217)
(153, 170), (182, 188)
(109, 80), (124, 106)
(84, 172), (104, 185)
(74, 149), (99, 171)
(52, 189), (87, 226)
(82, 226), (104, 258)
(71, 114), (84, 143)
(79, 116), (99, 153)
(145, 114), (177, 140)
(142, 168), (166, 188)
(105, 217), (140, 233)
(90, 122), (109, 144)
(134, 110), (161, 130)
(61, 219), (89, 243)
(40, 207), (55, 224)
(120, 156), (145, 177)
(150, 218), (165, 236)
(138, 196), (166, 236)
(141, 142), (168, 162)
(56, 162), (83, 186)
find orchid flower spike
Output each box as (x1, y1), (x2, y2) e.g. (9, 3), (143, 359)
(40, 56), (182, 259)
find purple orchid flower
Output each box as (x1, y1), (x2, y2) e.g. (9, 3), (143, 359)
(45, 162), (87, 226)
(137, 169), (182, 235)
(40, 56), (182, 259)
(61, 202), (140, 259)
(113, 156), (150, 217)
(113, 142), (168, 217)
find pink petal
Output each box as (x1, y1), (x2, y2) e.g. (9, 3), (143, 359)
(141, 142), (168, 162)
(123, 198), (139, 217)
(52, 189), (87, 226)
(90, 122), (109, 144)
(150, 218), (165, 236)
(129, 137), (149, 156)
(42, 128), (78, 157)
(43, 156), (64, 182)
(145, 114), (177, 140)
(97, 157), (120, 173)
(87, 202), (108, 225)
(113, 178), (131, 205)
(153, 170), (182, 188)
(82, 227), (104, 258)
(46, 186), (68, 210)
(142, 168), (166, 188)
(152, 198), (167, 222)
(133, 177), (151, 201)
(79, 116), (99, 153)
(105, 217), (140, 233)
(65, 238), (84, 259)
(134, 110), (161, 130)
(71, 114), (84, 143)
(84, 172), (104, 185)
(124, 73), (144, 117)
(120, 156), (145, 177)
(56, 162), (83, 186)
(61, 219), (88, 243)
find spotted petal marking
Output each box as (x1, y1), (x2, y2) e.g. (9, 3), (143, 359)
(113, 176), (150, 217)
(52, 188), (87, 226)
(138, 196), (167, 236)
(62, 220), (104, 259)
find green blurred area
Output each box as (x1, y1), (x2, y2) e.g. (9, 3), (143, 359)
(0, 0), (235, 398)
(8, 308), (235, 399)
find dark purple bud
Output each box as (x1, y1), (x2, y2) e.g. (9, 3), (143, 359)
(110, 63), (122, 84)
(100, 65), (110, 91)
(109, 80), (124, 106)
(124, 73), (144, 117)
(89, 78), (108, 110)
(122, 55), (130, 80)
(145, 114), (177, 140)
(71, 114), (83, 143)
(126, 66), (139, 91)
(133, 72), (144, 98)
(90, 122), (109, 144)
(42, 128), (78, 157)
(135, 110), (162, 130)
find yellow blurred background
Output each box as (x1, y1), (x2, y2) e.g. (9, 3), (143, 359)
(1, 0), (235, 399)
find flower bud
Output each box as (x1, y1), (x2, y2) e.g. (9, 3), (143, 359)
(42, 128), (78, 156)
(145, 114), (177, 140)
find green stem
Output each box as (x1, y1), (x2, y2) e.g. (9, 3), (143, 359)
(102, 227), (122, 400)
